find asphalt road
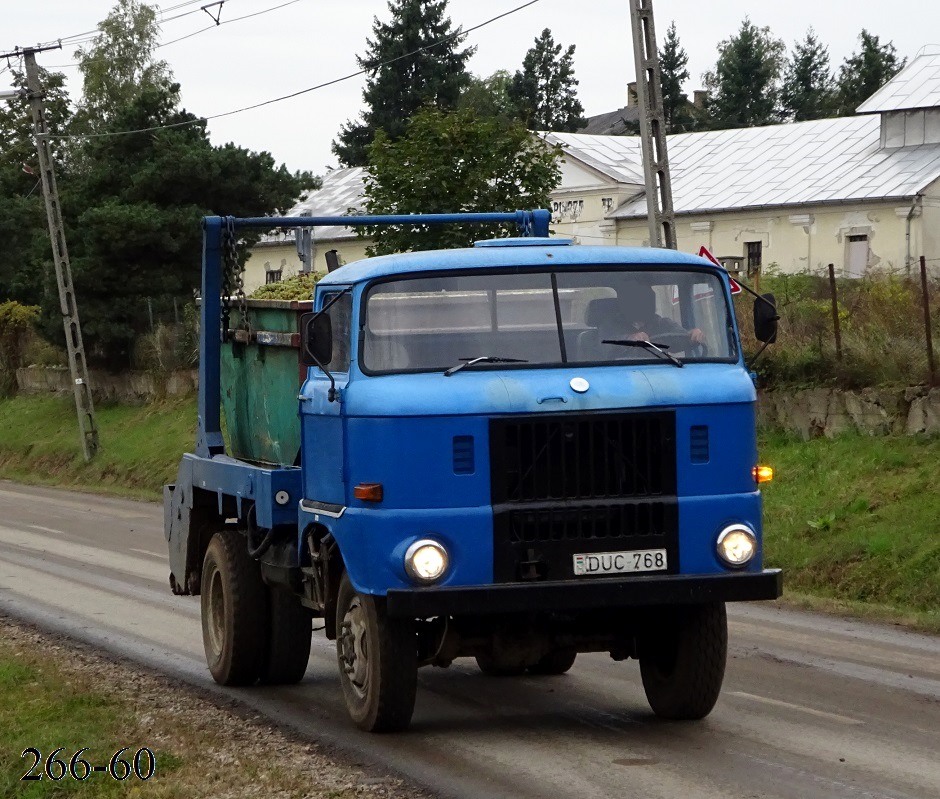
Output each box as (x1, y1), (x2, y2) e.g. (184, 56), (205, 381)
(1, 481), (938, 799)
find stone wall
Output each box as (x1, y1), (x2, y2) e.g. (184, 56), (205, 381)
(14, 365), (940, 437)
(15, 366), (197, 404)
(758, 386), (940, 439)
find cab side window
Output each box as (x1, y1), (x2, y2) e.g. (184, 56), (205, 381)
(323, 293), (352, 372)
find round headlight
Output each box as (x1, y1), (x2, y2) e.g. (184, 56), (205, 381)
(716, 525), (757, 568)
(404, 539), (449, 584)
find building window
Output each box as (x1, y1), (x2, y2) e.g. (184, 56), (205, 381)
(265, 270), (282, 284)
(745, 241), (762, 277)
(846, 235), (869, 278)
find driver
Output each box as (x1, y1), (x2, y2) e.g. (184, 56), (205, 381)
(620, 285), (706, 345)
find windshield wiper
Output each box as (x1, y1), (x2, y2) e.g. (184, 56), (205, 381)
(443, 356), (529, 376)
(602, 339), (684, 368)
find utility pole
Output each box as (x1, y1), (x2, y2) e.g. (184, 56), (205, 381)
(629, 0), (677, 249)
(11, 44), (99, 460)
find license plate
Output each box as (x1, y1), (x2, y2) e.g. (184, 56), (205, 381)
(573, 549), (667, 576)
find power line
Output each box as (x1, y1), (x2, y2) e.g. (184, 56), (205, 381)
(159, 0), (300, 48)
(43, 0), (542, 141)
(35, 0), (216, 49)
(37, 0), (293, 69)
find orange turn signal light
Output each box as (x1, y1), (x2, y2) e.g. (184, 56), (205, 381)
(354, 483), (384, 502)
(753, 465), (774, 483)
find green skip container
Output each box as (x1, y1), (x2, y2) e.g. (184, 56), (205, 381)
(220, 299), (312, 466)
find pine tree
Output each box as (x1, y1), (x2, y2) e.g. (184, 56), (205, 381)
(703, 18), (785, 129)
(781, 29), (837, 121)
(333, 0), (473, 166)
(660, 22), (690, 133)
(0, 68), (72, 307)
(836, 30), (906, 114)
(508, 28), (586, 132)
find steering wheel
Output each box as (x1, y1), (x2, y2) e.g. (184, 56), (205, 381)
(651, 333), (708, 358)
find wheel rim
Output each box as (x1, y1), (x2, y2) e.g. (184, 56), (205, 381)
(206, 566), (225, 659)
(339, 595), (370, 700)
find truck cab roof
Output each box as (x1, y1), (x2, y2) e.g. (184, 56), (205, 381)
(316, 243), (718, 287)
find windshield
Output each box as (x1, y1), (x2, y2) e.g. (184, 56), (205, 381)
(361, 268), (737, 373)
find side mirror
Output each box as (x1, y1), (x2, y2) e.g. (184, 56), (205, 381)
(753, 293), (779, 344)
(300, 312), (332, 367)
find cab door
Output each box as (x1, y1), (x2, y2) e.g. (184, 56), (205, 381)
(299, 288), (353, 506)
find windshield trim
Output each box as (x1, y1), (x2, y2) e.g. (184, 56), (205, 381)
(357, 264), (739, 376)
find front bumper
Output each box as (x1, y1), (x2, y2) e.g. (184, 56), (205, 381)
(386, 569), (782, 617)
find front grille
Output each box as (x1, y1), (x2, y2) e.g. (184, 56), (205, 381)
(506, 500), (671, 543)
(490, 411), (678, 583)
(490, 411), (676, 503)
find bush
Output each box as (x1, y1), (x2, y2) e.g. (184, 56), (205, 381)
(249, 273), (322, 301)
(0, 301), (41, 396)
(738, 267), (940, 389)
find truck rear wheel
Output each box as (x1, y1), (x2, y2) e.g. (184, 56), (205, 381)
(639, 602), (727, 720)
(201, 530), (268, 686)
(528, 648), (577, 675)
(336, 573), (417, 732)
(260, 586), (312, 685)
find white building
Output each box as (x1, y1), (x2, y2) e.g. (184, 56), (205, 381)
(547, 49), (940, 277)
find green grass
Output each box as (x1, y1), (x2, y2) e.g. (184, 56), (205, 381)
(0, 642), (181, 797)
(0, 396), (195, 500)
(760, 431), (940, 630)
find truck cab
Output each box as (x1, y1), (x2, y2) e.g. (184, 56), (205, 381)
(166, 213), (781, 733)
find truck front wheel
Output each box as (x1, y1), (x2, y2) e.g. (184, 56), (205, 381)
(336, 573), (417, 732)
(201, 530), (268, 686)
(639, 602), (727, 720)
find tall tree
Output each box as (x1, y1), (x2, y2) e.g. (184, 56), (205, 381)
(660, 21), (691, 133)
(458, 70), (520, 125)
(0, 68), (72, 306)
(74, 0), (174, 127)
(508, 28), (586, 132)
(333, 0), (473, 166)
(703, 18), (785, 129)
(59, 1), (313, 367)
(836, 30), (906, 114)
(781, 29), (837, 121)
(362, 107), (560, 254)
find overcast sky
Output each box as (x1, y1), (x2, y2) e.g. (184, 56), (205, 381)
(3, 0), (938, 177)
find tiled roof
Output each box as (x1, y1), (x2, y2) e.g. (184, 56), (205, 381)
(543, 132), (646, 184)
(546, 113), (940, 218)
(578, 105), (641, 136)
(259, 167), (367, 245)
(857, 49), (940, 113)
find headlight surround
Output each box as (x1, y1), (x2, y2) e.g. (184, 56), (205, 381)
(716, 524), (757, 568)
(404, 539), (449, 584)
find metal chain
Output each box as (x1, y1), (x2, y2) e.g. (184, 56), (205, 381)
(221, 218), (249, 337)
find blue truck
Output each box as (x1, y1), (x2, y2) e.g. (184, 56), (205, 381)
(165, 210), (782, 732)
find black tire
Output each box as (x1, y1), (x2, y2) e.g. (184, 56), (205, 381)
(639, 602), (727, 720)
(201, 530), (268, 686)
(335, 573), (417, 732)
(528, 649), (577, 675)
(475, 654), (526, 677)
(260, 586), (312, 685)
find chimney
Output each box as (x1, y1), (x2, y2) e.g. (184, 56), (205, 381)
(693, 90), (708, 109)
(627, 82), (638, 107)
